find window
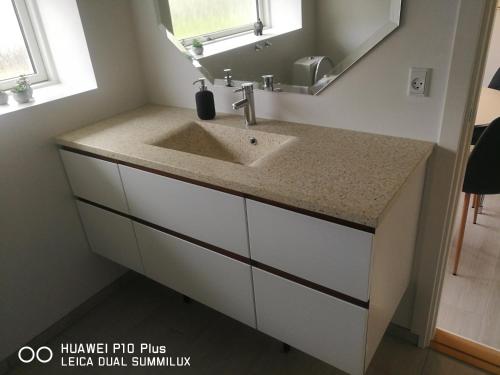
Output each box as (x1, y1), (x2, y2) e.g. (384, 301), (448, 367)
(0, 0), (48, 90)
(167, 0), (266, 44)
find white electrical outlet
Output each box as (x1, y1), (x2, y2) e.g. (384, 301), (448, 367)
(408, 68), (431, 97)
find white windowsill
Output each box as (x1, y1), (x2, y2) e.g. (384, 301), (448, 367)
(0, 81), (97, 116)
(190, 26), (301, 59)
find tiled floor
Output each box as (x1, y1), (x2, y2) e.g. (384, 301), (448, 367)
(438, 194), (500, 349)
(7, 275), (489, 375)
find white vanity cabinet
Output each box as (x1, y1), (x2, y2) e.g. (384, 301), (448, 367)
(134, 223), (256, 328)
(253, 268), (368, 375)
(77, 201), (144, 274)
(60, 149), (129, 213)
(59, 147), (428, 375)
(246, 199), (373, 302)
(118, 165), (249, 257)
(248, 158), (428, 375)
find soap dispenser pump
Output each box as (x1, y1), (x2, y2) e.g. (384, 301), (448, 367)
(193, 78), (216, 120)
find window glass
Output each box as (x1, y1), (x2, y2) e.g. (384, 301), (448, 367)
(168, 0), (257, 40)
(0, 0), (35, 81)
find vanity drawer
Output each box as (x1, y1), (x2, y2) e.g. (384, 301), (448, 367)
(246, 200), (373, 302)
(77, 201), (143, 273)
(119, 165), (249, 257)
(134, 223), (256, 328)
(60, 150), (129, 213)
(253, 268), (367, 375)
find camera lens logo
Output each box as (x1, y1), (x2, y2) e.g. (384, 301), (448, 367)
(18, 346), (53, 364)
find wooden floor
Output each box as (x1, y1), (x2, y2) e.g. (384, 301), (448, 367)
(4, 274), (489, 375)
(437, 194), (500, 350)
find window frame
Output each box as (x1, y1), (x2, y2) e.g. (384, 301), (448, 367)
(0, 0), (49, 91)
(172, 0), (271, 46)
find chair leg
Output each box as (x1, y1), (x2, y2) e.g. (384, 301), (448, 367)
(453, 193), (470, 276)
(473, 194), (480, 224)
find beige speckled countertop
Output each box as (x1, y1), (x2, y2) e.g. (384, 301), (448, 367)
(56, 105), (433, 230)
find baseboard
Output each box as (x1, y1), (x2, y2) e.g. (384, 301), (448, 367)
(431, 328), (500, 375)
(0, 271), (137, 375)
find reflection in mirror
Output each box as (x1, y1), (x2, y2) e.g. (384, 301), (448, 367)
(156, 0), (401, 95)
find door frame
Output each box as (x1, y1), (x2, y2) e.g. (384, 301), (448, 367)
(411, 0), (498, 347)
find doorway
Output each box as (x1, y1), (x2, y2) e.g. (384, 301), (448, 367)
(433, 3), (500, 373)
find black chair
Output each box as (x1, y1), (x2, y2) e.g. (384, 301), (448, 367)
(468, 68), (500, 145)
(489, 67), (500, 90)
(453, 117), (500, 275)
(471, 124), (487, 145)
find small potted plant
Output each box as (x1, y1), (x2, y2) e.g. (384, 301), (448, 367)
(191, 39), (204, 56)
(0, 90), (8, 105)
(11, 75), (33, 104)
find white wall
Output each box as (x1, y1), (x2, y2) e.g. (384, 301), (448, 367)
(130, 0), (464, 333)
(131, 0), (458, 143)
(316, 0), (392, 65)
(483, 8), (500, 87)
(0, 0), (147, 361)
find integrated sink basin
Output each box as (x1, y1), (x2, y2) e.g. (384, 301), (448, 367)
(150, 121), (294, 166)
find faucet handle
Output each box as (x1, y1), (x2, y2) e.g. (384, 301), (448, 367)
(223, 69), (233, 87)
(234, 83), (253, 94)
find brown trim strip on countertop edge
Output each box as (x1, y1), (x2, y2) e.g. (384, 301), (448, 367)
(75, 196), (370, 310)
(60, 146), (376, 234)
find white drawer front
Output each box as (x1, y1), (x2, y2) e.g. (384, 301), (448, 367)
(247, 200), (373, 301)
(134, 223), (256, 328)
(253, 268), (367, 375)
(120, 166), (249, 257)
(77, 201), (143, 273)
(60, 150), (128, 213)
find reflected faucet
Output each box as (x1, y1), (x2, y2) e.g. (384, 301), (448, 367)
(223, 68), (233, 87)
(262, 75), (274, 91)
(232, 83), (257, 127)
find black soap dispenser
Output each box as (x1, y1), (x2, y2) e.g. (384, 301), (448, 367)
(193, 78), (216, 120)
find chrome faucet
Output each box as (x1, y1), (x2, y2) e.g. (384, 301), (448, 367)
(232, 83), (256, 126)
(223, 68), (233, 87)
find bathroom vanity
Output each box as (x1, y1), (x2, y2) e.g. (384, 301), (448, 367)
(56, 106), (433, 375)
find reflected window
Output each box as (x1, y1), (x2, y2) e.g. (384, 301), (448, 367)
(168, 0), (264, 43)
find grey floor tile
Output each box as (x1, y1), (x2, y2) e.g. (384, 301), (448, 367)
(366, 335), (429, 375)
(8, 276), (487, 375)
(0, 361), (9, 375)
(62, 277), (175, 342)
(6, 337), (90, 375)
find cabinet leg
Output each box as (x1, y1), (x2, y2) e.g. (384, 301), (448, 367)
(282, 343), (291, 353)
(182, 295), (191, 304)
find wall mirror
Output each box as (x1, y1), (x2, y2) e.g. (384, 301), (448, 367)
(155, 0), (402, 95)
